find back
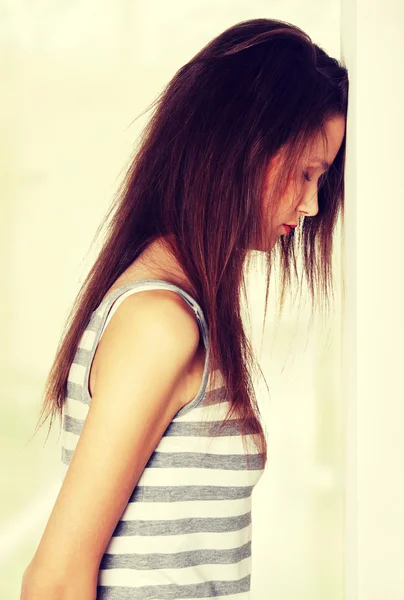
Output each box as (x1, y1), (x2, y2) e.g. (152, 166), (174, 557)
(60, 279), (265, 599)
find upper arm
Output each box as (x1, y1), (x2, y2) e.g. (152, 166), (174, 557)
(27, 291), (201, 590)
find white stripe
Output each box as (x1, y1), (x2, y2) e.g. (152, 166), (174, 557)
(78, 328), (96, 351)
(153, 434), (261, 455)
(98, 555), (251, 587)
(67, 362), (86, 386)
(61, 430), (79, 451)
(60, 462), (68, 482)
(64, 397), (89, 420)
(120, 497), (251, 521)
(138, 467), (260, 487)
(59, 461), (262, 489)
(61, 429), (260, 459)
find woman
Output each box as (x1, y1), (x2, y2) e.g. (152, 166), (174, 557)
(21, 18), (348, 600)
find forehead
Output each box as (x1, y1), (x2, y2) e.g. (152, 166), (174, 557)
(311, 117), (346, 163)
(266, 117), (345, 177)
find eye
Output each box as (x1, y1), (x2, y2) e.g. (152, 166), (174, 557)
(303, 171), (311, 182)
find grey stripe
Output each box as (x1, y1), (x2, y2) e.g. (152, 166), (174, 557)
(61, 447), (73, 465)
(165, 419), (252, 437)
(61, 444), (264, 472)
(63, 414), (84, 436)
(72, 347), (91, 367)
(130, 485), (255, 503)
(100, 541), (251, 570)
(64, 377), (225, 411)
(113, 511), (251, 537)
(63, 385), (229, 414)
(145, 451), (265, 471)
(62, 415), (245, 438)
(200, 385), (227, 406)
(86, 313), (103, 331)
(66, 380), (89, 405)
(97, 574), (251, 599)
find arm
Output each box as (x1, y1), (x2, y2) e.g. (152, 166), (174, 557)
(21, 291), (201, 599)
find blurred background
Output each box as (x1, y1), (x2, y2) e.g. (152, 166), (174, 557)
(1, 2), (345, 598)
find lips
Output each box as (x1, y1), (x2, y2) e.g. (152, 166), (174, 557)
(282, 223), (297, 235)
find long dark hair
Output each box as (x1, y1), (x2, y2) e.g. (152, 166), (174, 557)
(35, 18), (349, 465)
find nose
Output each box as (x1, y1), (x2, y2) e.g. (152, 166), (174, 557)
(298, 190), (319, 218)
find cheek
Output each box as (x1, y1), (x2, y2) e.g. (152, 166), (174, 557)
(273, 197), (292, 222)
(281, 188), (299, 215)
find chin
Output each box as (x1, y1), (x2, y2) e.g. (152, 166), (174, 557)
(249, 233), (276, 252)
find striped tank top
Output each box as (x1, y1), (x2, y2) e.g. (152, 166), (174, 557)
(60, 279), (265, 599)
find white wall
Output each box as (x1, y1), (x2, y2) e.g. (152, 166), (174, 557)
(341, 0), (404, 598)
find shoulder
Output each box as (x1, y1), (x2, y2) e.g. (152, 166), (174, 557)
(107, 288), (201, 347)
(92, 288), (202, 396)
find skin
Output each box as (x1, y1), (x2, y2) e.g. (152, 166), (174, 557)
(260, 115), (346, 251)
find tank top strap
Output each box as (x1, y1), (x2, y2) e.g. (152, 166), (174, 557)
(98, 279), (209, 350)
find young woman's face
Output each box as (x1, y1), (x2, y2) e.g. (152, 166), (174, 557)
(258, 115), (346, 251)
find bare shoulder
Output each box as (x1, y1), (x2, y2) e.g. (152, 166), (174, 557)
(92, 288), (202, 390)
(112, 287), (200, 331)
